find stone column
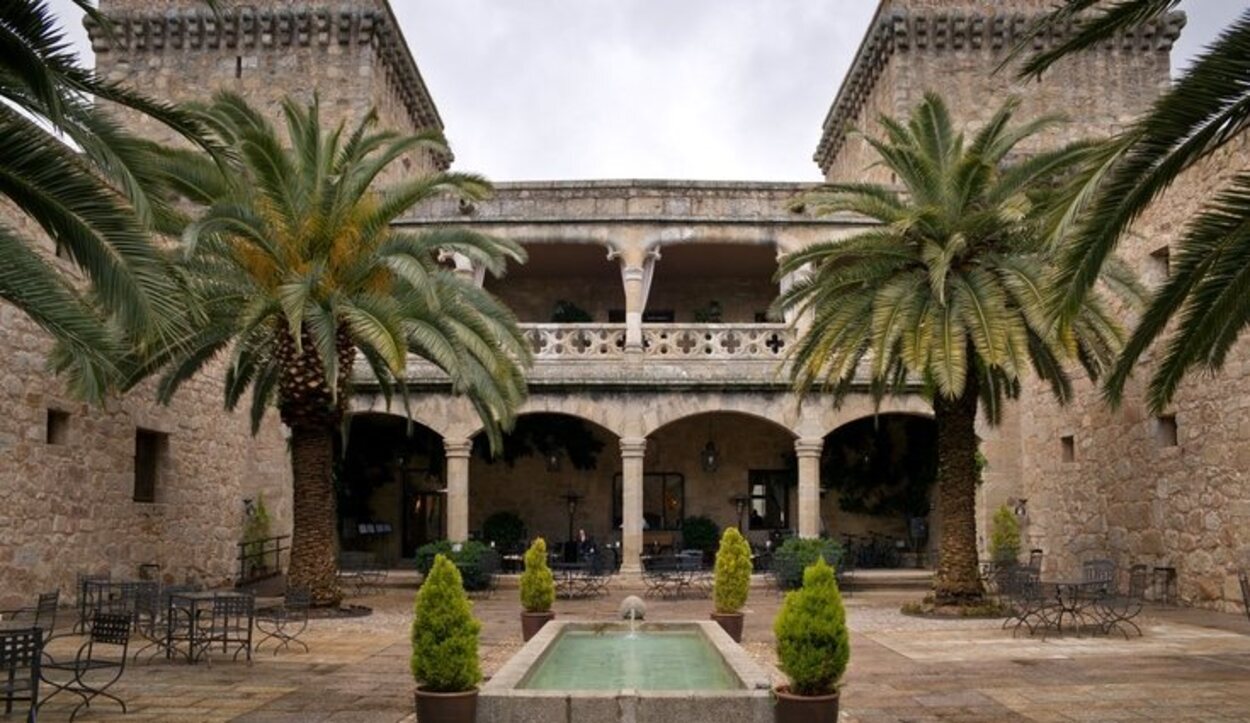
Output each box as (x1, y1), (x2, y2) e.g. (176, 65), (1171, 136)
(795, 437), (824, 538)
(622, 266), (646, 351)
(619, 437), (647, 574)
(783, 262), (815, 334)
(444, 438), (472, 542)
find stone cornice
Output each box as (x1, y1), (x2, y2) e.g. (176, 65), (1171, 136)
(813, 4), (1186, 174)
(394, 179), (871, 227)
(87, 3), (450, 167)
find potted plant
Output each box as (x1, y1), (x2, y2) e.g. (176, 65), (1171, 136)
(773, 558), (849, 723)
(411, 554), (482, 723)
(520, 538), (556, 641)
(711, 526), (752, 642)
(989, 504), (1022, 566)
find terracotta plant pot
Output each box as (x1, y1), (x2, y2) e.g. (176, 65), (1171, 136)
(414, 687), (478, 723)
(710, 611), (744, 642)
(774, 686), (839, 723)
(521, 610), (555, 641)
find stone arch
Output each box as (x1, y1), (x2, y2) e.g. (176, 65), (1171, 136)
(639, 392), (804, 438)
(816, 394), (934, 439)
(348, 394), (451, 439)
(458, 395), (627, 441)
(646, 408), (798, 440)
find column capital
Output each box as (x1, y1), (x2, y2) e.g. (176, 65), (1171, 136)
(794, 437), (824, 458)
(444, 438), (473, 458)
(620, 437), (647, 458)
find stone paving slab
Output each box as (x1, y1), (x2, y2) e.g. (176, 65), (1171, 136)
(24, 585), (1250, 722)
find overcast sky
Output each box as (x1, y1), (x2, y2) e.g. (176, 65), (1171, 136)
(51, 1), (1250, 181)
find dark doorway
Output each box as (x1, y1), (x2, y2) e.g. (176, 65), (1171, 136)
(403, 489), (445, 558)
(747, 469), (793, 531)
(338, 413), (444, 563)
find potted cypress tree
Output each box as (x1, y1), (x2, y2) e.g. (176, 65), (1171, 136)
(773, 558), (849, 723)
(989, 505), (1022, 566)
(520, 537), (556, 641)
(711, 526), (752, 642)
(411, 554), (482, 723)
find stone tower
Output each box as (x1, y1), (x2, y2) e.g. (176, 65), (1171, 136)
(812, 0), (1189, 585)
(90, 0), (449, 172)
(816, 0), (1184, 183)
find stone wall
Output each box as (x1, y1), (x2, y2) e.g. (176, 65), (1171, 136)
(1018, 135), (1250, 612)
(0, 206), (291, 608)
(0, 0), (447, 606)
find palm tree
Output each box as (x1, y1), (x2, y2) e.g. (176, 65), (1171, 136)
(777, 94), (1140, 604)
(1013, 1), (1250, 411)
(1, 0), (215, 398)
(142, 93), (529, 604)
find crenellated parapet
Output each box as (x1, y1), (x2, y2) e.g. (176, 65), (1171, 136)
(814, 3), (1186, 176)
(87, 3), (446, 164)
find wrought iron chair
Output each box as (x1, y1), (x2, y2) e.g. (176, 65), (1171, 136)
(1, 628), (42, 723)
(1094, 564), (1149, 638)
(73, 573), (110, 634)
(39, 612), (131, 722)
(582, 551), (614, 598)
(643, 556), (689, 599)
(338, 551), (389, 596)
(1082, 559), (1117, 591)
(677, 550), (711, 598)
(255, 588), (310, 655)
(1, 591), (59, 646)
(131, 583), (199, 663)
(1001, 567), (1053, 637)
(195, 594), (255, 665)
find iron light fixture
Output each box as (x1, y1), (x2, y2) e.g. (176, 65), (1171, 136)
(700, 440), (719, 473)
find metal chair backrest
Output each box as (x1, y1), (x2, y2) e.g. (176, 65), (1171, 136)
(76, 571), (110, 598)
(1000, 566), (1040, 600)
(1238, 571), (1250, 622)
(91, 613), (131, 645)
(1128, 564), (1150, 599)
(213, 593), (255, 620)
(33, 590), (59, 640)
(677, 551), (702, 571)
(1083, 559), (1116, 584)
(0, 627), (41, 714)
(115, 581), (157, 624)
(0, 627), (42, 671)
(285, 587), (311, 611)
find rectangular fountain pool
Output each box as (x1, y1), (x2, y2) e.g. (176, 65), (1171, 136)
(520, 628), (739, 691)
(479, 621), (772, 723)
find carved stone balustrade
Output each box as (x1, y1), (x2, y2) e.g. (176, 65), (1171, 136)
(523, 324), (627, 359)
(365, 322), (809, 390)
(641, 324), (793, 359)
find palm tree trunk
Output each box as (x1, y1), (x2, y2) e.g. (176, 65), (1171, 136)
(276, 327), (346, 606)
(932, 374), (986, 606)
(287, 422), (341, 605)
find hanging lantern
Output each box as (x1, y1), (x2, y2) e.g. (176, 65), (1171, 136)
(701, 440), (719, 473)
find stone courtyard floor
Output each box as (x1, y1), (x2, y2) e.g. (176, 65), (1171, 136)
(28, 575), (1250, 722)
